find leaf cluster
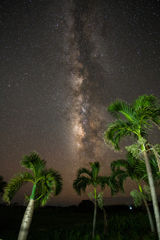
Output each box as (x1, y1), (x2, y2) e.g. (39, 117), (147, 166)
(130, 185), (152, 207)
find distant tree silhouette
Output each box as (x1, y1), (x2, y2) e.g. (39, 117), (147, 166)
(0, 175), (7, 197)
(78, 199), (94, 212)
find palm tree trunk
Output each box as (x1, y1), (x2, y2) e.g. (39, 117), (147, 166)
(143, 150), (160, 239)
(17, 199), (34, 240)
(143, 198), (155, 232)
(102, 207), (107, 238)
(92, 199), (97, 239)
(138, 182), (155, 233)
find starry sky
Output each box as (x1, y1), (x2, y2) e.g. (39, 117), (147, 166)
(1, 0), (160, 206)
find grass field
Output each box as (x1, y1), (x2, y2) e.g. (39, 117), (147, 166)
(0, 205), (158, 240)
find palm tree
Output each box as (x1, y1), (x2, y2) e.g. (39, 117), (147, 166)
(140, 146), (160, 187)
(104, 94), (160, 239)
(111, 152), (155, 232)
(3, 152), (63, 240)
(0, 175), (7, 197)
(73, 162), (116, 239)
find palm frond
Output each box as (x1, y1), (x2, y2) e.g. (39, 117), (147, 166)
(132, 95), (158, 111)
(49, 169), (63, 196)
(109, 169), (127, 194)
(3, 172), (34, 203)
(111, 159), (130, 172)
(149, 109), (160, 127)
(73, 176), (91, 195)
(108, 100), (138, 123)
(43, 169), (63, 195)
(40, 186), (55, 206)
(132, 95), (160, 128)
(35, 180), (54, 207)
(104, 120), (134, 151)
(33, 168), (63, 207)
(112, 153), (146, 177)
(90, 162), (100, 180)
(109, 174), (120, 195)
(21, 152), (46, 179)
(76, 168), (92, 178)
(96, 176), (109, 190)
(116, 171), (128, 192)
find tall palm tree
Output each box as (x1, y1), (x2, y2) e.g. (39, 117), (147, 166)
(0, 175), (7, 197)
(73, 162), (116, 239)
(104, 94), (160, 239)
(111, 152), (155, 232)
(3, 152), (63, 240)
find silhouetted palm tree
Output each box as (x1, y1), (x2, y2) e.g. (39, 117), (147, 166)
(73, 162), (116, 239)
(111, 152), (155, 232)
(3, 152), (63, 240)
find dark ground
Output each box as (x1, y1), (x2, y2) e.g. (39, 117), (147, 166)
(0, 203), (146, 231)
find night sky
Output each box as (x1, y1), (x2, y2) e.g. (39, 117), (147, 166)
(1, 0), (160, 206)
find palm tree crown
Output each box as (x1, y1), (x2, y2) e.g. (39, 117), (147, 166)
(73, 162), (111, 196)
(110, 152), (146, 192)
(105, 94), (160, 151)
(3, 152), (63, 206)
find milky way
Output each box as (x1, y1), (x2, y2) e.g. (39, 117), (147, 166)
(1, 0), (160, 206)
(63, 0), (114, 167)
